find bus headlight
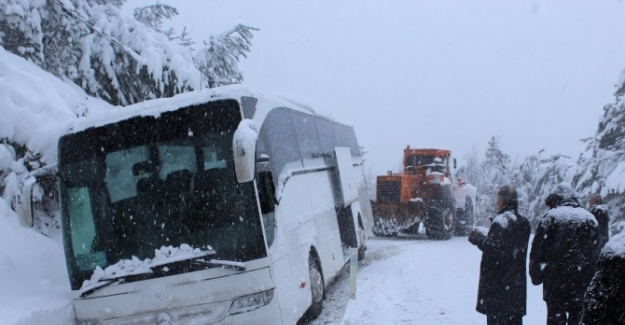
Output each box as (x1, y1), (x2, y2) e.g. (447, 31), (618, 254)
(228, 289), (275, 315)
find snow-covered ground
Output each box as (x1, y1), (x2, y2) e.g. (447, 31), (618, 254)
(306, 233), (547, 325)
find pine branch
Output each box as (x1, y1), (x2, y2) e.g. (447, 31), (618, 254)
(133, 4), (178, 32)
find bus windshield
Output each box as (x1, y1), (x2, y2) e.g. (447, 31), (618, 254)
(58, 100), (267, 290)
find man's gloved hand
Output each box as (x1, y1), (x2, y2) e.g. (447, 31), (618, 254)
(468, 229), (485, 246)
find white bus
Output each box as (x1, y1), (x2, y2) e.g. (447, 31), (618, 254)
(34, 85), (372, 324)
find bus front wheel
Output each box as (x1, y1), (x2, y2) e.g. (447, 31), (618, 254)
(302, 255), (324, 321)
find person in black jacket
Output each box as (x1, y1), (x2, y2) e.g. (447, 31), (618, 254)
(469, 185), (531, 325)
(581, 232), (625, 324)
(529, 182), (602, 325)
(587, 194), (610, 248)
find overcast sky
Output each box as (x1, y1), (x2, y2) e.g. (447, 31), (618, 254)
(129, 0), (625, 177)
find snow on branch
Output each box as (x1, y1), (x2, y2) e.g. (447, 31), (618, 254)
(133, 4), (178, 32)
(1, 1), (258, 105)
(194, 24), (259, 88)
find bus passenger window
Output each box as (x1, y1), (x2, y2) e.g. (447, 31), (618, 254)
(257, 171), (276, 246)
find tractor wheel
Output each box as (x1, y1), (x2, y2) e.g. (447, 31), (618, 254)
(454, 196), (474, 236)
(425, 201), (455, 240)
(301, 254), (324, 321)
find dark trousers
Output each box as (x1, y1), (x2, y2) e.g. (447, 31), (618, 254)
(546, 301), (583, 325)
(487, 314), (522, 325)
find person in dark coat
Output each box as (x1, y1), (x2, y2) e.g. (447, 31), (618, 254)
(587, 194), (610, 248)
(469, 185), (531, 325)
(529, 182), (602, 325)
(581, 232), (625, 324)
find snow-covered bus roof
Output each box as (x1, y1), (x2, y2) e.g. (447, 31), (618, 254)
(68, 85), (341, 134)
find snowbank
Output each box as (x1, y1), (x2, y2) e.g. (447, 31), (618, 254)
(0, 199), (74, 324)
(0, 46), (115, 324)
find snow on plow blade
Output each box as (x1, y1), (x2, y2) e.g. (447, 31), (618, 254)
(371, 201), (424, 237)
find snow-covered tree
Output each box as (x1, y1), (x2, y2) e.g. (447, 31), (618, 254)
(455, 146), (483, 217)
(518, 152), (578, 227)
(132, 3), (177, 32)
(0, 0), (197, 105)
(476, 136), (512, 224)
(194, 24), (258, 88)
(132, 3), (257, 88)
(132, 4), (194, 51)
(1, 0), (76, 78)
(510, 152), (541, 217)
(0, 0), (258, 106)
(460, 143), (580, 229)
(456, 146), (481, 187)
(175, 27), (195, 50)
(574, 97), (625, 235)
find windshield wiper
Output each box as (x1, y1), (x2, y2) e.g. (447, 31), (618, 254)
(79, 251), (246, 298)
(151, 254), (246, 273)
(201, 259), (246, 271)
(80, 271), (153, 298)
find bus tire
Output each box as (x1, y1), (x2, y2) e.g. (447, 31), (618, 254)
(302, 254), (324, 321)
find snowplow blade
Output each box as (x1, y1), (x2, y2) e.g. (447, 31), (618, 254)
(371, 201), (424, 237)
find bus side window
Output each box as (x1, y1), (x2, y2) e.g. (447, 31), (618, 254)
(257, 171), (276, 247)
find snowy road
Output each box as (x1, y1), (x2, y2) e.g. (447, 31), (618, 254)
(303, 233), (547, 325)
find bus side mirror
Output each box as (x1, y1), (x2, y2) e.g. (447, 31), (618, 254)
(16, 176), (36, 228)
(233, 119), (258, 183)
